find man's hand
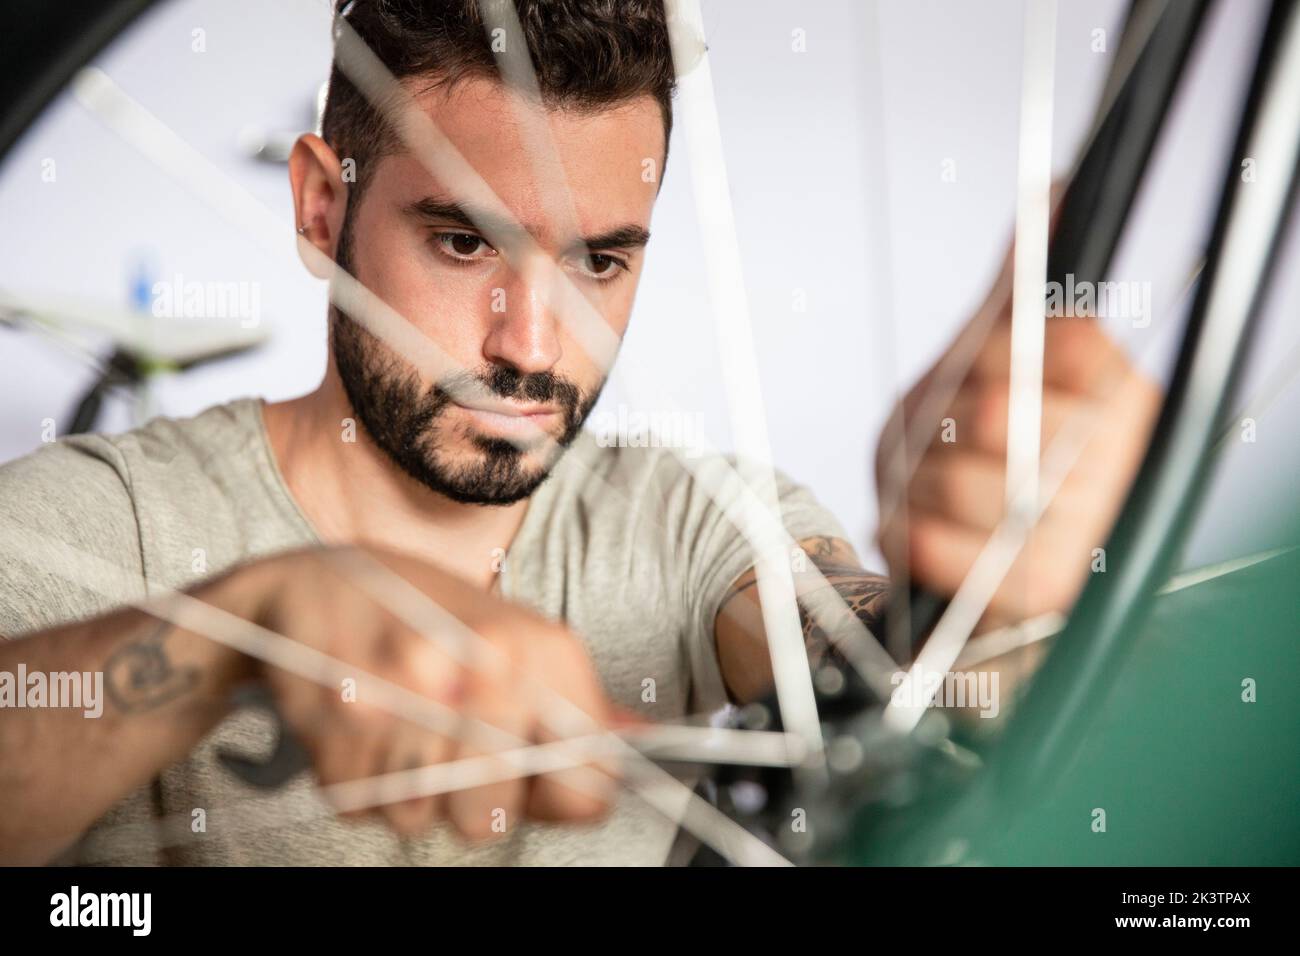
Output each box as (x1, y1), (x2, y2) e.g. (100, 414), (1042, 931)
(875, 287), (1163, 629)
(210, 544), (620, 841)
(0, 541), (623, 865)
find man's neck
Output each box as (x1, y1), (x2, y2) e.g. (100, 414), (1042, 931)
(260, 381), (531, 590)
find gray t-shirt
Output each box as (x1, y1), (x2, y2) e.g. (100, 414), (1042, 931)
(0, 397), (846, 865)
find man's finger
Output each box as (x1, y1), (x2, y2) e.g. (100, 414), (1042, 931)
(444, 681), (531, 842)
(941, 383), (1090, 456)
(908, 449), (1007, 533)
(378, 727), (453, 835)
(969, 316), (1129, 395)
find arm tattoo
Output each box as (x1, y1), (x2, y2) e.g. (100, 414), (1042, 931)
(104, 620), (201, 713)
(798, 537), (891, 671)
(719, 535), (891, 673)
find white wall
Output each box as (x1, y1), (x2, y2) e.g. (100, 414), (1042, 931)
(1, 0), (1295, 572)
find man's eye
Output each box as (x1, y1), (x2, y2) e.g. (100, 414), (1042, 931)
(436, 233), (494, 259)
(581, 253), (625, 279)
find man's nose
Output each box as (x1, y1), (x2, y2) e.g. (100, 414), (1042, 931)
(482, 261), (563, 375)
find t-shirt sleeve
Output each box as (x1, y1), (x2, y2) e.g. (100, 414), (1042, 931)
(0, 436), (162, 864)
(668, 453), (851, 713)
(0, 435), (147, 640)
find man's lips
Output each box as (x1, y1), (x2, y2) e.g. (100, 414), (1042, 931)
(454, 397), (560, 417)
(452, 399), (561, 436)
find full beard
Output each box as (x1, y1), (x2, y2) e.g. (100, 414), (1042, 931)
(329, 306), (600, 506)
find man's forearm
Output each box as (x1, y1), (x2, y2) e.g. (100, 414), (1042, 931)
(715, 536), (891, 704)
(0, 573), (256, 864)
(792, 535), (891, 671)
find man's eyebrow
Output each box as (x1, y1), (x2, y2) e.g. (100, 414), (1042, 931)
(403, 196), (649, 252)
(403, 196), (520, 239)
(573, 225), (651, 251)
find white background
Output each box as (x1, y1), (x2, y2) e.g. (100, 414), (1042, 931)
(1, 0), (1295, 572)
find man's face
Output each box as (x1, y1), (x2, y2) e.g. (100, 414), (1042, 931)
(330, 76), (663, 505)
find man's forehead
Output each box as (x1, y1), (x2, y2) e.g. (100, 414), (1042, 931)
(404, 72), (664, 147)
(377, 75), (662, 247)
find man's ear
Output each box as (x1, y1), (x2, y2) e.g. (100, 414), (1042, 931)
(288, 133), (348, 280)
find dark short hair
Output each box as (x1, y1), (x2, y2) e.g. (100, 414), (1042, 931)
(321, 0), (677, 204)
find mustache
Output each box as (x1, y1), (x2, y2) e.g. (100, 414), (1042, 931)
(434, 365), (583, 414)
